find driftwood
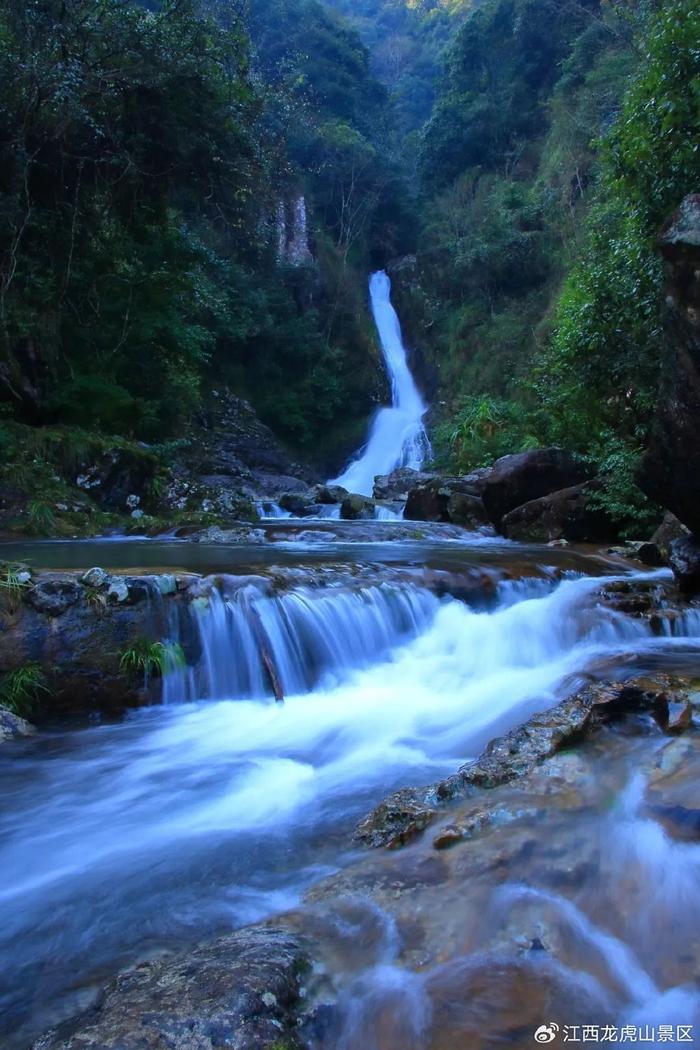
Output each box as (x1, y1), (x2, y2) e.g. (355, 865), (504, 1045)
(247, 604), (285, 702)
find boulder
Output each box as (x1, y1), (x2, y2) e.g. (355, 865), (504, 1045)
(312, 484), (347, 504)
(651, 512), (690, 562)
(340, 493), (376, 520)
(34, 924), (309, 1050)
(373, 468), (435, 502)
(26, 576), (82, 617)
(668, 536), (700, 593)
(480, 448), (592, 527)
(278, 491), (321, 517)
(445, 490), (489, 528)
(0, 708), (36, 743)
(500, 481), (615, 543)
(639, 195), (700, 533)
(354, 788), (437, 850)
(404, 475), (488, 526)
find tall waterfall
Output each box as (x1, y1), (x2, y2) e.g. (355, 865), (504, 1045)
(329, 271), (430, 496)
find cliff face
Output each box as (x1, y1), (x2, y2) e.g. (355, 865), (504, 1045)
(639, 195), (700, 535)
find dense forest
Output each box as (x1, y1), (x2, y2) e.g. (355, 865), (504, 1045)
(0, 0), (699, 534)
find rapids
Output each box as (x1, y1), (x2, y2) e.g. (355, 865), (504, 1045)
(329, 271), (431, 496)
(2, 535), (700, 1046)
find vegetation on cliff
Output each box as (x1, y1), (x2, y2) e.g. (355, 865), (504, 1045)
(0, 0), (698, 535)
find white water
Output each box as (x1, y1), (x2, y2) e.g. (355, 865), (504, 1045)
(329, 271), (430, 496)
(2, 568), (700, 1043)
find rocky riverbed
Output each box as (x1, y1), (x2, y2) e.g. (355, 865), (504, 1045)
(0, 526), (699, 1050)
(33, 672), (700, 1050)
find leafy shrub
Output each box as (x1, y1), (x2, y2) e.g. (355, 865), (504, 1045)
(434, 395), (539, 471)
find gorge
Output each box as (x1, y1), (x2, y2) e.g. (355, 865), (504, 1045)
(0, 0), (699, 1048)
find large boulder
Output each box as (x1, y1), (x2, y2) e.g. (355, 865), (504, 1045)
(480, 448), (592, 527)
(34, 924), (309, 1050)
(501, 480), (615, 543)
(278, 491), (321, 517)
(312, 484), (347, 505)
(340, 493), (376, 520)
(404, 474), (489, 526)
(639, 195), (700, 535)
(651, 511), (690, 562)
(668, 536), (700, 593)
(373, 468), (435, 502)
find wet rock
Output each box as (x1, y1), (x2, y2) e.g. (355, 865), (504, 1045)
(356, 678), (692, 848)
(480, 448), (592, 528)
(445, 491), (489, 528)
(404, 476), (488, 526)
(27, 576), (81, 617)
(668, 535), (700, 593)
(312, 484), (347, 505)
(80, 567), (109, 589)
(34, 924), (309, 1050)
(106, 578), (129, 604)
(0, 708), (36, 743)
(639, 195), (700, 535)
(155, 574), (177, 596)
(432, 825), (465, 850)
(501, 481), (614, 543)
(663, 697), (693, 734)
(340, 493), (376, 520)
(354, 788), (437, 849)
(191, 525), (266, 545)
(651, 512), (690, 562)
(647, 803), (700, 842)
(293, 530), (331, 543)
(0, 570), (191, 715)
(256, 474), (309, 497)
(373, 468), (435, 502)
(279, 491), (319, 516)
(608, 541), (667, 567)
(437, 690), (601, 799)
(628, 541), (664, 566)
(598, 577), (673, 618)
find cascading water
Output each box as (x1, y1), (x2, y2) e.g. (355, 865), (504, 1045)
(329, 271), (431, 497)
(2, 562), (700, 1046)
(163, 580), (439, 703)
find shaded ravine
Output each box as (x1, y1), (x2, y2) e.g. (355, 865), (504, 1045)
(2, 558), (700, 1045)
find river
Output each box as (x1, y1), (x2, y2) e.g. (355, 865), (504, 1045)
(1, 528), (700, 1047)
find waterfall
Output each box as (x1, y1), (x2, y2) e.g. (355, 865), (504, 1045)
(163, 580), (440, 703)
(329, 271), (431, 496)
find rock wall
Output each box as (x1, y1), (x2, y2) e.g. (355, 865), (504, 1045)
(640, 195), (700, 535)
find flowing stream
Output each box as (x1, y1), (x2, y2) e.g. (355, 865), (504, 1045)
(2, 533), (700, 1046)
(329, 271), (430, 496)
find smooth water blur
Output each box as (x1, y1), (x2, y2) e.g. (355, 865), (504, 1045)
(2, 566), (700, 1044)
(329, 271), (431, 496)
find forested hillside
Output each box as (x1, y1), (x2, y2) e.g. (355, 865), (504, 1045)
(0, 0), (699, 536)
(0, 0), (404, 477)
(368, 0), (700, 532)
